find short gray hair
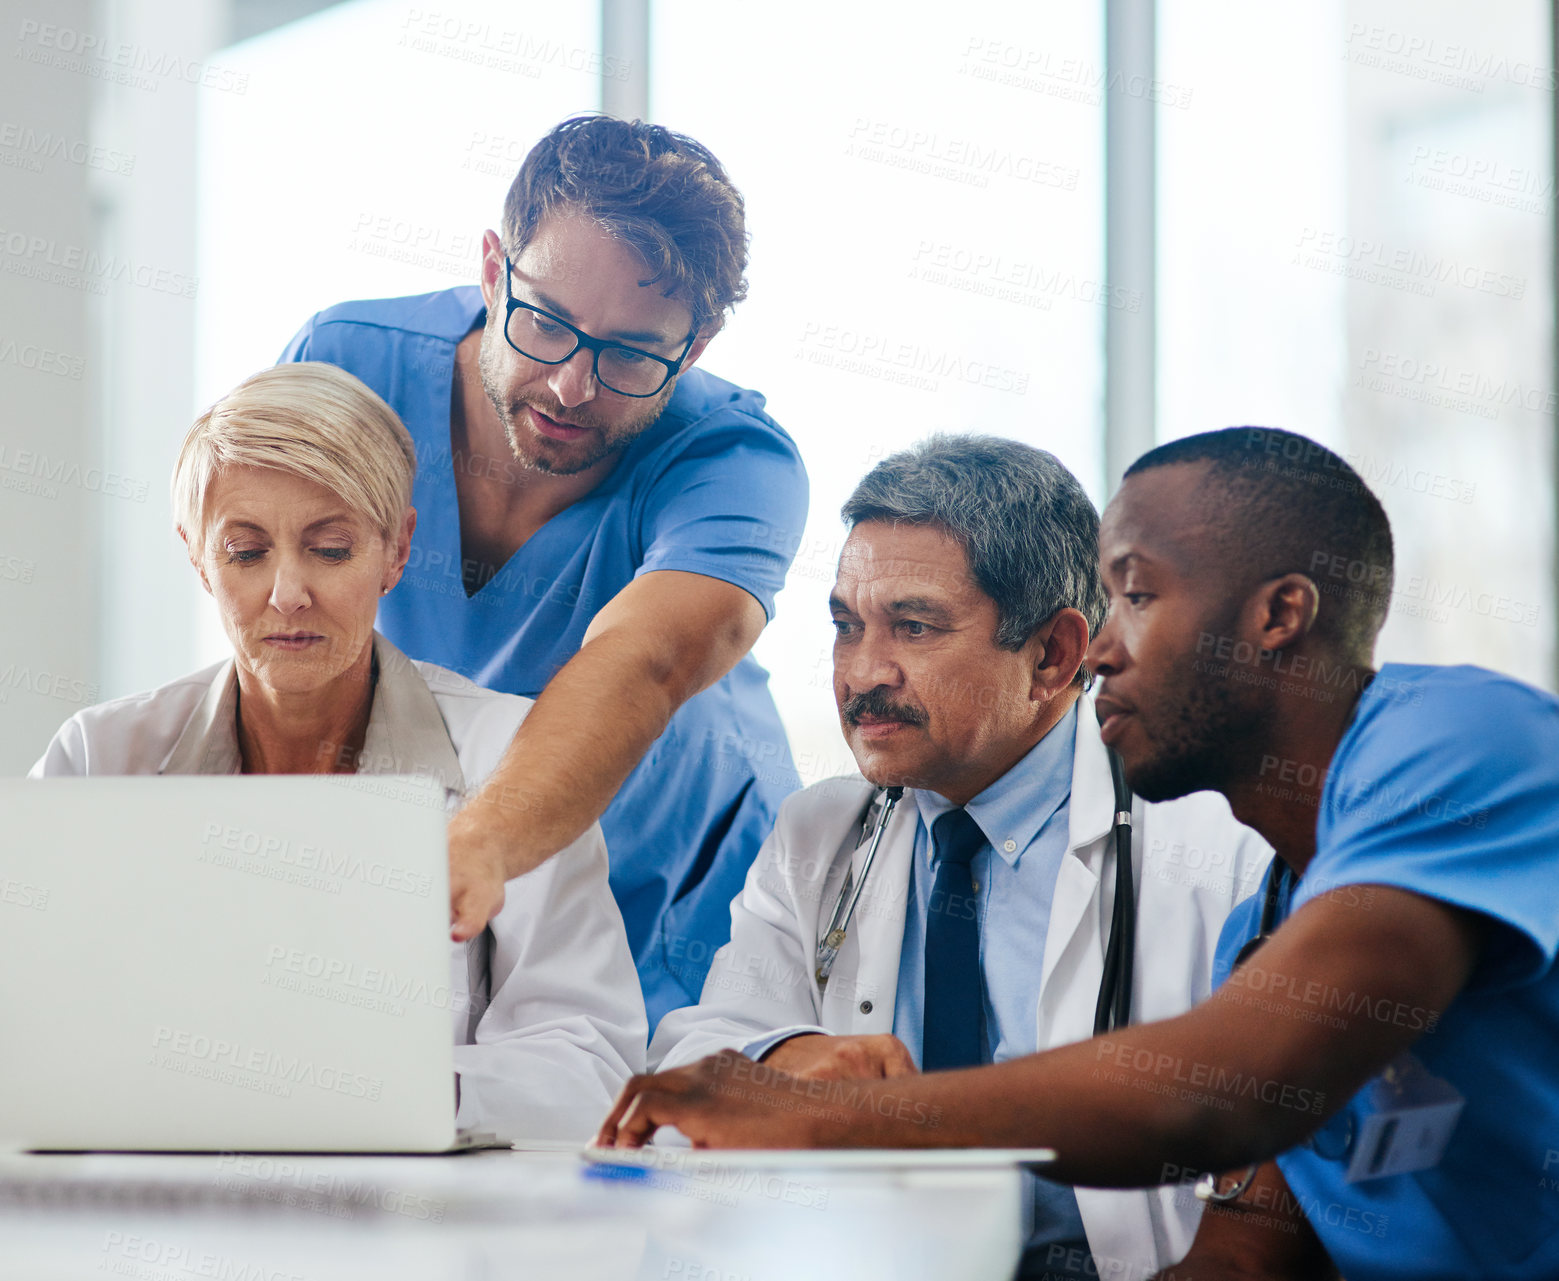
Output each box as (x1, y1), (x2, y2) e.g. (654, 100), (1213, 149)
(841, 435), (1108, 658)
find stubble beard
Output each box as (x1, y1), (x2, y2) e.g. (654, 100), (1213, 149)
(477, 323), (675, 477)
(1123, 651), (1269, 803)
(1120, 598), (1269, 803)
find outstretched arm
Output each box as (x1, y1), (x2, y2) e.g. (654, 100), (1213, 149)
(447, 569), (765, 940)
(597, 884), (1484, 1185)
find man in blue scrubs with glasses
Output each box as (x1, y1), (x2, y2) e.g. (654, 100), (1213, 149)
(281, 115), (808, 1024)
(601, 428), (1559, 1281)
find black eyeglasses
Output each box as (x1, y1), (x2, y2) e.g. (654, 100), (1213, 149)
(500, 255), (695, 398)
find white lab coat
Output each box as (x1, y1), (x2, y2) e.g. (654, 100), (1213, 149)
(651, 696), (1272, 1275)
(30, 632), (648, 1143)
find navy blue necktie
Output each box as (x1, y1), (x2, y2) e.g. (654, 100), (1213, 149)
(923, 808), (986, 1072)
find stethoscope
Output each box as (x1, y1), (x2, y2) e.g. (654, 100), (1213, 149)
(813, 748), (1141, 1038)
(1193, 857), (1294, 1205)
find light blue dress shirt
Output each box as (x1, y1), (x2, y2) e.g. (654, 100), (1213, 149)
(894, 701), (1078, 1068)
(741, 703), (1093, 1268)
(900, 703), (1090, 1266)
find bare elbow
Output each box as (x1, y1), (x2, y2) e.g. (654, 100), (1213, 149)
(712, 600), (766, 670)
(585, 580), (767, 710)
(616, 627), (738, 716)
(661, 601), (766, 698)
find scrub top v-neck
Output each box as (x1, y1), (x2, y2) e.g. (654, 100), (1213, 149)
(282, 287), (810, 1024)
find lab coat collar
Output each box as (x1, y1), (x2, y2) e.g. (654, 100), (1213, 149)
(159, 661), (241, 775)
(827, 780), (915, 1030)
(158, 632), (466, 796)
(358, 635), (467, 795)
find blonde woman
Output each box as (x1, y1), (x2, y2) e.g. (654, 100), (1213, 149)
(31, 362), (646, 1141)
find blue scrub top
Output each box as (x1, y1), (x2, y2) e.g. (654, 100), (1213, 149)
(1212, 664), (1559, 1280)
(281, 288), (810, 1025)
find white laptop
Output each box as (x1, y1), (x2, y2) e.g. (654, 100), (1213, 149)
(0, 775), (505, 1153)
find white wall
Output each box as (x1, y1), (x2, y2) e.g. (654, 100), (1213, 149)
(1, 0), (106, 772)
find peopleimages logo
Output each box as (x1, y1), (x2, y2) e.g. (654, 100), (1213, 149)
(0, 227), (199, 298)
(1294, 228), (1525, 299)
(0, 123), (135, 175)
(262, 944), (473, 1017)
(99, 1233), (302, 1281)
(0, 444), (149, 502)
(15, 20), (251, 95)
(797, 321), (1030, 395)
(0, 663), (98, 705)
(149, 1026), (384, 1101)
(198, 822), (433, 897)
(845, 117), (1080, 191)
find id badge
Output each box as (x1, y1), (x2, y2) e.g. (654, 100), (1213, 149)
(1342, 1053), (1464, 1184)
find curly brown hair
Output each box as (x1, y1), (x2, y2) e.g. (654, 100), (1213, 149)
(501, 114), (749, 333)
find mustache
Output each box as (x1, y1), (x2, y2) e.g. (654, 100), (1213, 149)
(842, 688), (928, 728)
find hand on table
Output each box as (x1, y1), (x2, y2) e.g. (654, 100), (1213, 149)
(761, 1033), (919, 1081)
(595, 1050), (876, 1150)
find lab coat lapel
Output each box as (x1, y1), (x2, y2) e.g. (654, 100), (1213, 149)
(1042, 702), (1168, 1275)
(359, 633), (467, 803)
(815, 789), (915, 1036)
(155, 633), (466, 799)
(1035, 696), (1116, 1045)
(159, 661), (241, 775)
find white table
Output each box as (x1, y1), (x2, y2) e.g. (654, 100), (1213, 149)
(0, 1148), (1024, 1281)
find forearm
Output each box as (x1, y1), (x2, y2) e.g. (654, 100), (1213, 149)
(651, 976), (825, 1069)
(454, 573), (765, 882)
(653, 851), (828, 1070)
(456, 630), (692, 877)
(808, 1020), (1321, 1185)
(602, 888), (1483, 1164)
(817, 889), (1484, 1182)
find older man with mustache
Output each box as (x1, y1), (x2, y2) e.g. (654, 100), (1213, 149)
(636, 435), (1271, 1280)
